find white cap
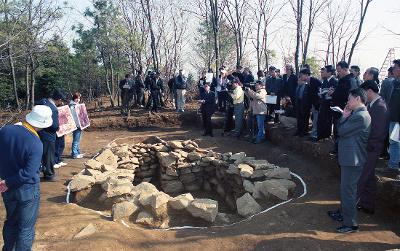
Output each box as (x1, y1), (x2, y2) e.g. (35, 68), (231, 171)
(25, 105), (53, 129)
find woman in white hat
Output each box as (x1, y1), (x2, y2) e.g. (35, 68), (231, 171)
(0, 105), (52, 250)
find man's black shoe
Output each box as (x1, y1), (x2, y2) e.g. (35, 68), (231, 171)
(336, 225), (359, 233)
(327, 210), (343, 222)
(357, 205), (374, 215)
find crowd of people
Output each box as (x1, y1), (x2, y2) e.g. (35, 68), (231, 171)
(197, 59), (400, 233)
(119, 69), (188, 115)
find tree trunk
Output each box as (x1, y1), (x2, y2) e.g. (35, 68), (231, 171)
(25, 62), (30, 110)
(209, 0), (220, 74)
(30, 54), (35, 109)
(8, 45), (20, 110)
(347, 0), (371, 65)
(294, 0), (304, 75)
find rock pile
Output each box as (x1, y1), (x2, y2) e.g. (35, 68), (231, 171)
(69, 137), (297, 227)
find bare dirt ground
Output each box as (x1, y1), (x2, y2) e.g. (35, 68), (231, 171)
(1, 100), (400, 250)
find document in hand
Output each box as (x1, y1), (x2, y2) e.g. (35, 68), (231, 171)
(330, 106), (343, 113)
(266, 95), (277, 104)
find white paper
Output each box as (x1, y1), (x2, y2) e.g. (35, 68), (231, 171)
(330, 106), (343, 113)
(206, 73), (213, 83)
(123, 84), (130, 89)
(390, 122), (400, 143)
(266, 95), (277, 104)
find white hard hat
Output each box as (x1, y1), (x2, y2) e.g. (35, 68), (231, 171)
(26, 105), (53, 129)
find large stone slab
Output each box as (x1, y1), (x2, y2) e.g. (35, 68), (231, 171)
(95, 149), (118, 171)
(112, 201), (139, 221)
(157, 152), (177, 168)
(101, 177), (134, 198)
(70, 175), (95, 192)
(236, 193), (262, 217)
(74, 223), (97, 239)
(264, 168), (291, 179)
(187, 199), (218, 222)
(168, 193), (194, 210)
(238, 164), (254, 178)
(84, 159), (103, 170)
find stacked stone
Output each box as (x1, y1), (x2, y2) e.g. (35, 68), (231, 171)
(68, 137), (298, 227)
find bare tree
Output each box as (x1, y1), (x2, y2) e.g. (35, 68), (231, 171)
(251, 0), (285, 71)
(223, 0), (250, 67)
(301, 0), (328, 65)
(140, 0), (159, 71)
(289, 0), (304, 74)
(347, 0), (373, 64)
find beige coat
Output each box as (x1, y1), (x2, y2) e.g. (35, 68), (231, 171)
(247, 88), (268, 115)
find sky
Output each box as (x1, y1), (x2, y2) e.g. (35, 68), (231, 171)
(61, 0), (400, 74)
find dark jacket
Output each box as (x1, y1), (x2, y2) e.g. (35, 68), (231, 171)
(332, 73), (358, 109)
(200, 91), (216, 114)
(320, 77), (338, 104)
(380, 77), (394, 103)
(338, 106), (371, 167)
(36, 98), (59, 142)
(243, 73), (254, 84)
(295, 84), (312, 116)
(0, 125), (43, 189)
(283, 74), (298, 100)
(174, 75), (187, 90)
(367, 97), (390, 153)
(135, 75), (145, 90)
(309, 77), (322, 109)
(119, 79), (133, 91)
(265, 77), (284, 105)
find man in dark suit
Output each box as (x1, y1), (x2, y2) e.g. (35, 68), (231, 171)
(282, 64), (299, 109)
(294, 69), (312, 137)
(200, 83), (216, 137)
(36, 90), (63, 181)
(318, 65), (338, 140)
(265, 66), (284, 123)
(329, 61), (358, 155)
(328, 88), (371, 233)
(119, 73), (133, 115)
(358, 80), (389, 214)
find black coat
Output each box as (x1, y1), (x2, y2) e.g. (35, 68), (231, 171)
(295, 84), (312, 117)
(265, 77), (284, 105)
(332, 73), (358, 109)
(283, 74), (298, 100)
(201, 91), (216, 114)
(308, 77), (322, 109)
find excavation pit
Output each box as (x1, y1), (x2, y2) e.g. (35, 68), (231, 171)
(68, 136), (298, 228)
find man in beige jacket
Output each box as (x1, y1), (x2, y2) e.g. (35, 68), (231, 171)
(245, 81), (268, 143)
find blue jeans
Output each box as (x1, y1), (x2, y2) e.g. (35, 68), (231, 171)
(310, 106), (318, 139)
(341, 165), (362, 227)
(256, 114), (266, 142)
(233, 103), (245, 136)
(71, 129), (82, 157)
(55, 136), (65, 164)
(2, 183), (40, 251)
(388, 122), (400, 169)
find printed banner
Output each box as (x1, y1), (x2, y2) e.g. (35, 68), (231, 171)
(56, 105), (77, 137)
(75, 103), (90, 130)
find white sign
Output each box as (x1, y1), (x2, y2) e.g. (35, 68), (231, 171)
(206, 73), (213, 83)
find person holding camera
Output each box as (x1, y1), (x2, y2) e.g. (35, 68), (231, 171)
(245, 81), (268, 143)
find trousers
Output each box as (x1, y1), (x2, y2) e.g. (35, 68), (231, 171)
(2, 183), (40, 251)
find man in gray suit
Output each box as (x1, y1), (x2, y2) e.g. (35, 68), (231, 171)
(328, 88), (371, 233)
